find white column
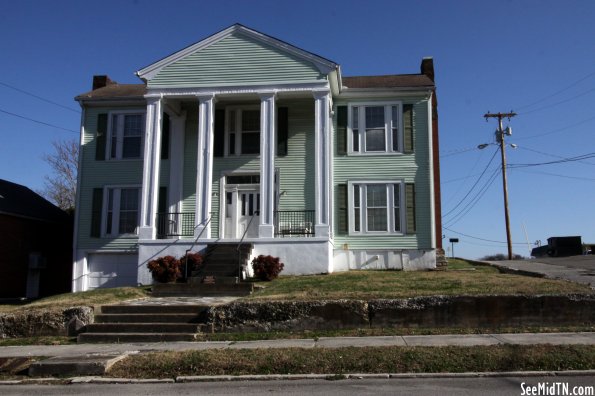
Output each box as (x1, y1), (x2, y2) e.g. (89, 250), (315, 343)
(195, 94), (216, 238)
(258, 91), (276, 238)
(139, 96), (163, 240)
(168, 110), (187, 232)
(313, 89), (331, 238)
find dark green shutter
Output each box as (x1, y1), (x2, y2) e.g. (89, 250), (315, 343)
(214, 109), (225, 157)
(95, 113), (107, 160)
(403, 104), (414, 154)
(161, 113), (170, 160)
(157, 186), (168, 238)
(90, 188), (103, 237)
(277, 107), (288, 156)
(337, 184), (348, 235)
(405, 183), (416, 234)
(336, 106), (347, 155)
(158, 186), (167, 214)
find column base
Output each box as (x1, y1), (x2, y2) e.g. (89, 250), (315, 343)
(315, 225), (330, 238)
(138, 226), (155, 240)
(259, 224), (275, 238)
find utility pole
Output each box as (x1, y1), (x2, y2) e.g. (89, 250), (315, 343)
(484, 112), (516, 260)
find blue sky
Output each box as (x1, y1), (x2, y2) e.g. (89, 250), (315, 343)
(1, 0), (594, 259)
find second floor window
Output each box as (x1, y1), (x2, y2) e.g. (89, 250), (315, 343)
(227, 108), (260, 156)
(349, 103), (402, 154)
(109, 113), (144, 159)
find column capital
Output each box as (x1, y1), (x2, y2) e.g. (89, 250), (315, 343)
(257, 90), (277, 100)
(144, 94), (163, 104)
(312, 88), (330, 99)
(196, 93), (216, 103)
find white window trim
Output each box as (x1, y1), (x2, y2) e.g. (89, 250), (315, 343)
(347, 180), (404, 235)
(224, 105), (261, 157)
(107, 110), (146, 161)
(347, 101), (403, 155)
(102, 185), (142, 238)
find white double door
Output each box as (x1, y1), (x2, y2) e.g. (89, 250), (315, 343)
(224, 185), (261, 239)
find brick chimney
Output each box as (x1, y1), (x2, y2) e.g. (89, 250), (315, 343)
(420, 57), (434, 82)
(92, 75), (115, 90)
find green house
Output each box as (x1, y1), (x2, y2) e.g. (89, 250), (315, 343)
(72, 24), (442, 291)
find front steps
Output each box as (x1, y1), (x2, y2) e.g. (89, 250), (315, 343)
(78, 304), (209, 343)
(152, 243), (254, 297)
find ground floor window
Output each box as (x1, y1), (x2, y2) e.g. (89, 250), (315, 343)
(104, 187), (140, 236)
(348, 181), (402, 235)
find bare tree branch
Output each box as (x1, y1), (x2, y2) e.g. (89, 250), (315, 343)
(39, 139), (78, 211)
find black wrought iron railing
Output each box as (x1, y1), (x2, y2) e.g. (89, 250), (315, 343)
(274, 210), (315, 237)
(156, 212), (196, 238)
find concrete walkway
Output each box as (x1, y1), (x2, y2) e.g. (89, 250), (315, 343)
(483, 255), (595, 288)
(2, 332), (595, 359)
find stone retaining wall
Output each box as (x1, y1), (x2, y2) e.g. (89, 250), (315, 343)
(0, 307), (93, 338)
(207, 294), (595, 332)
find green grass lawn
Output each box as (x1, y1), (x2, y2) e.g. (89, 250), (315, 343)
(246, 259), (593, 301)
(0, 286), (150, 313)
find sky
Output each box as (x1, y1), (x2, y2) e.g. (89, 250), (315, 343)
(1, 0), (594, 259)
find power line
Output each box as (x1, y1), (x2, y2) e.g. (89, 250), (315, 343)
(514, 69), (595, 111)
(443, 149), (486, 207)
(0, 81), (80, 113)
(442, 148), (499, 218)
(517, 86), (595, 116)
(508, 152), (595, 168)
(515, 114), (595, 141)
(440, 146), (478, 158)
(0, 107), (79, 134)
(443, 168), (500, 228)
(517, 146), (595, 166)
(443, 226), (526, 245)
(513, 168), (595, 182)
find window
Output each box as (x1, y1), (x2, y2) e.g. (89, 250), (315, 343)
(226, 108), (260, 155)
(104, 187), (140, 236)
(349, 182), (403, 234)
(109, 113), (145, 159)
(349, 103), (402, 154)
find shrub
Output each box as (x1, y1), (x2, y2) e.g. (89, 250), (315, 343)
(147, 255), (181, 283)
(179, 252), (204, 280)
(251, 255), (284, 281)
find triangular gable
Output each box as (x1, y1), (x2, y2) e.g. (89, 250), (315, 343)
(137, 24), (338, 88)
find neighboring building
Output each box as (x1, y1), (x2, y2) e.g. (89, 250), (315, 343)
(72, 24), (442, 291)
(0, 179), (72, 298)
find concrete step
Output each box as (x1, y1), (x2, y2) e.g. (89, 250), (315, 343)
(152, 282), (253, 297)
(188, 276), (239, 285)
(100, 304), (208, 314)
(85, 323), (202, 333)
(93, 313), (200, 323)
(78, 332), (198, 343)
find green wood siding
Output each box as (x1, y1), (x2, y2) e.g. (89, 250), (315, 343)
(149, 33), (325, 88)
(332, 97), (432, 250)
(77, 106), (170, 250)
(181, 100), (316, 238)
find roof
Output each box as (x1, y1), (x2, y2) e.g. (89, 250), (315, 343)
(136, 23), (339, 82)
(342, 74), (434, 89)
(0, 179), (70, 223)
(75, 74), (433, 101)
(75, 83), (147, 102)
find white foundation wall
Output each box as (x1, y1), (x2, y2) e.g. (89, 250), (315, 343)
(251, 239), (333, 275)
(138, 241), (209, 286)
(333, 249), (436, 271)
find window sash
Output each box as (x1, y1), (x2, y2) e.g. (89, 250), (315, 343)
(348, 103), (402, 154)
(104, 187), (140, 236)
(109, 113), (144, 160)
(227, 108), (261, 156)
(349, 182), (403, 235)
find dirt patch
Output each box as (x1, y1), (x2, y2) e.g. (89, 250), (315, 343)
(0, 306), (93, 338)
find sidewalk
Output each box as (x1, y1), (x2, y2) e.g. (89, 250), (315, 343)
(2, 332), (595, 359)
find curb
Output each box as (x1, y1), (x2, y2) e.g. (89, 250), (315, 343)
(3, 370), (595, 385)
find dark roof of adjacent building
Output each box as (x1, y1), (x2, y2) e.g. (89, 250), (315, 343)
(0, 179), (70, 223)
(342, 74), (434, 89)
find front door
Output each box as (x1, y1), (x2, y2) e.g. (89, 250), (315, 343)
(224, 186), (260, 239)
